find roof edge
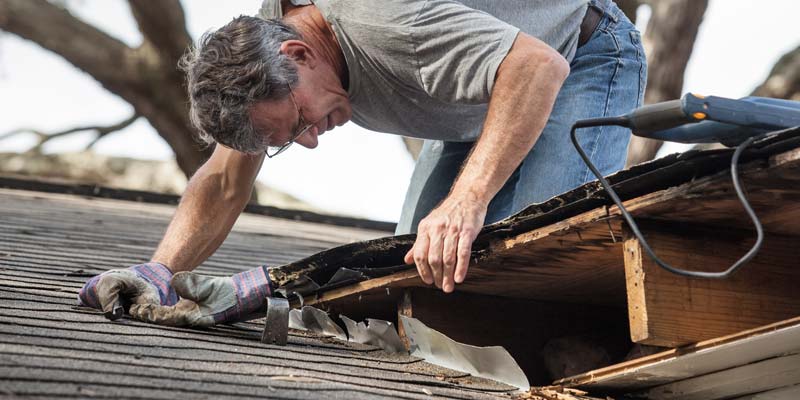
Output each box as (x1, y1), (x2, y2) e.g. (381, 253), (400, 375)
(0, 174), (396, 232)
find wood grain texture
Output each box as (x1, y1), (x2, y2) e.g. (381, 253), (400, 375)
(733, 384), (800, 400)
(396, 290), (413, 351)
(623, 222), (800, 346)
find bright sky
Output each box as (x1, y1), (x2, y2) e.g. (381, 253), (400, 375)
(1, 0), (798, 222)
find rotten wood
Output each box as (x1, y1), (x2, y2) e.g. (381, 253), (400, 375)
(299, 269), (419, 307)
(300, 142), (800, 315)
(272, 130), (800, 301)
(396, 290), (413, 351)
(266, 135), (800, 388)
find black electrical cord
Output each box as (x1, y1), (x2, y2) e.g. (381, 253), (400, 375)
(570, 118), (764, 279)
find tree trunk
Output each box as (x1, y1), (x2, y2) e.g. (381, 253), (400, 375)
(693, 45), (800, 152)
(625, 0), (708, 167)
(751, 45), (800, 100)
(615, 0), (641, 24)
(0, 0), (212, 177)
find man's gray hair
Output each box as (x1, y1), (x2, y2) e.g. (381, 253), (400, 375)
(181, 16), (302, 153)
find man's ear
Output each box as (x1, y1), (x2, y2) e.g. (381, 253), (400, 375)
(280, 40), (317, 68)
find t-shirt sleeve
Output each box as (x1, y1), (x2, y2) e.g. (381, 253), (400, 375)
(411, 0), (520, 104)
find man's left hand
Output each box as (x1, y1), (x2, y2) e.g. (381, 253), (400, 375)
(404, 195), (486, 293)
(130, 265), (273, 327)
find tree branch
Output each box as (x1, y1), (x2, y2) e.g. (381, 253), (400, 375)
(641, 0), (708, 104)
(0, 114), (140, 152)
(751, 44), (800, 100)
(0, 0), (138, 89)
(0, 0), (211, 176)
(626, 0), (708, 167)
(691, 45), (800, 153)
(83, 113), (141, 149)
(127, 0), (192, 64)
(615, 0), (641, 24)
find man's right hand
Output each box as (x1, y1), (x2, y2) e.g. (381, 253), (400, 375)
(78, 262), (179, 320)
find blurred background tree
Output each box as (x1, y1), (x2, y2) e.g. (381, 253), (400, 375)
(0, 0), (210, 177)
(0, 0), (798, 219)
(618, 0), (799, 166)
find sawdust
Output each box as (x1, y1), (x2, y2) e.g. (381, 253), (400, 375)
(516, 386), (606, 400)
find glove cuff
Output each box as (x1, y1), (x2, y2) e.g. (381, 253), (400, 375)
(78, 274), (104, 309)
(132, 262), (179, 306)
(215, 265), (274, 323)
(78, 262), (178, 308)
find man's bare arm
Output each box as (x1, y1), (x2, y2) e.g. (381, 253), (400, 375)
(406, 32), (570, 292)
(152, 145), (265, 273)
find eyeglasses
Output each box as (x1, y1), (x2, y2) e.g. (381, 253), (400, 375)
(265, 84), (314, 158)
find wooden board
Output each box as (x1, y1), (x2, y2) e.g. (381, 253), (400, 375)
(305, 208), (629, 307)
(623, 222), (800, 346)
(617, 147), (800, 236)
(555, 316), (800, 390)
(733, 384), (800, 400)
(295, 269), (419, 308)
(638, 353), (800, 400)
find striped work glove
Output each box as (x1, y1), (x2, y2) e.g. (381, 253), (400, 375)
(78, 262), (179, 320)
(129, 265), (274, 327)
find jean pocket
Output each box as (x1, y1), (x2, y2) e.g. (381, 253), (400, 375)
(629, 30), (641, 45)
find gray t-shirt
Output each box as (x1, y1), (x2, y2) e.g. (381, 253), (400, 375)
(263, 0), (588, 142)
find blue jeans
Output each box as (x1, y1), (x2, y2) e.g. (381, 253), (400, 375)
(396, 0), (647, 234)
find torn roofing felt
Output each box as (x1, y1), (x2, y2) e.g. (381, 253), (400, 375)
(271, 127), (800, 295)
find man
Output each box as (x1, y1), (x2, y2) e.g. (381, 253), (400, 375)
(78, 0), (645, 326)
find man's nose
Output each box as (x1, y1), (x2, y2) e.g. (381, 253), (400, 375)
(295, 131), (319, 149)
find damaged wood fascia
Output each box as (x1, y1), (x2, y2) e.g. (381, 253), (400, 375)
(269, 235), (416, 287)
(294, 269), (417, 308)
(270, 128), (800, 292)
(485, 137), (800, 259)
(478, 127), (800, 241)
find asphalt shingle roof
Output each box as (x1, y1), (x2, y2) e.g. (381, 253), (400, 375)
(0, 187), (516, 399)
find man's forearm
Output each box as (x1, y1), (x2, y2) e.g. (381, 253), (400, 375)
(152, 147), (264, 273)
(450, 33), (570, 204)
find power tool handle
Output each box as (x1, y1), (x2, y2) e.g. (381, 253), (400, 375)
(627, 99), (697, 135)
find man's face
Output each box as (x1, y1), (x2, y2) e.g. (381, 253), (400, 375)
(249, 63), (352, 151)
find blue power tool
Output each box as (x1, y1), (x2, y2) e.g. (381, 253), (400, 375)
(623, 93), (800, 145)
(571, 93), (800, 279)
